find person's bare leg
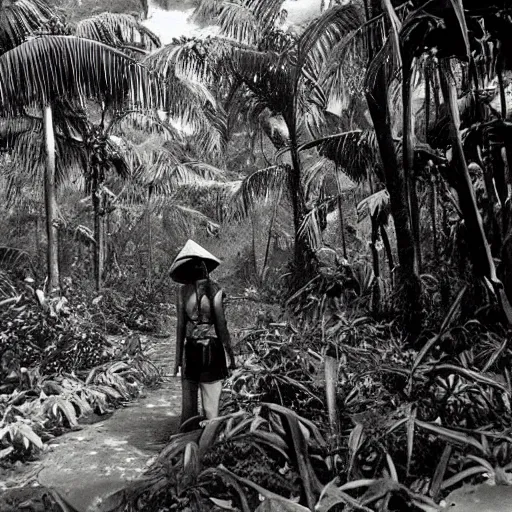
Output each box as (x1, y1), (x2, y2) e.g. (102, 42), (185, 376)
(181, 378), (199, 425)
(200, 380), (223, 419)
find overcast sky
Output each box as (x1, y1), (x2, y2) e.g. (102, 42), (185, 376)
(143, 0), (323, 44)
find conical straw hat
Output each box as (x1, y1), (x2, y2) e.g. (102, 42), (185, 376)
(169, 240), (221, 284)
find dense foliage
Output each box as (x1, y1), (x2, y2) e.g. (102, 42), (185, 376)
(2, 0), (512, 510)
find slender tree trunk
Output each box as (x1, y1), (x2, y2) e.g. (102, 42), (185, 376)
(92, 165), (104, 293)
(286, 114), (313, 282)
(430, 172), (438, 264)
(403, 64), (422, 273)
(497, 48), (507, 120)
(366, 65), (421, 331)
(43, 105), (60, 293)
(147, 195), (153, 292)
(337, 196), (347, 260)
(439, 59), (512, 324)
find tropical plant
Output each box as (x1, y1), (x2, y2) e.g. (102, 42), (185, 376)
(146, 0), (367, 289)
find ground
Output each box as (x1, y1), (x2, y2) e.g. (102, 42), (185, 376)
(0, 299), (274, 511)
(0, 334), (181, 512)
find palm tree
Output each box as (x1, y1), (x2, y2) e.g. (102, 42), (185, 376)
(393, 0), (512, 323)
(0, 33), (162, 291)
(158, 0), (363, 288)
(0, 2), (169, 293)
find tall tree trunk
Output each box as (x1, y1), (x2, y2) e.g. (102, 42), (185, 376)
(439, 59), (512, 324)
(430, 172), (439, 264)
(147, 211), (153, 291)
(337, 195), (347, 260)
(92, 165), (104, 293)
(140, 0), (149, 19)
(366, 65), (421, 333)
(287, 124), (314, 284)
(403, 63), (422, 273)
(43, 105), (60, 293)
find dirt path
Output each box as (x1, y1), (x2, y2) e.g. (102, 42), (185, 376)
(0, 333), (181, 512)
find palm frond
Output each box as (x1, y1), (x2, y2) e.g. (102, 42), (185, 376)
(138, 149), (223, 194)
(227, 164), (290, 221)
(160, 201), (218, 240)
(114, 144), (224, 205)
(193, 0), (285, 43)
(245, 0), (285, 33)
(145, 41), (226, 156)
(113, 110), (183, 141)
(74, 12), (161, 52)
(217, 2), (262, 46)
(3, 126), (87, 205)
(316, 4), (412, 111)
(229, 47), (294, 114)
(297, 3), (363, 83)
(144, 37), (227, 84)
(297, 195), (339, 251)
(302, 156), (335, 198)
(0, 35), (160, 114)
(356, 189), (390, 225)
(300, 129), (379, 183)
(0, 246), (36, 276)
(0, 0), (54, 54)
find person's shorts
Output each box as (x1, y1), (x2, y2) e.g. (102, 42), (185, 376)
(183, 336), (227, 382)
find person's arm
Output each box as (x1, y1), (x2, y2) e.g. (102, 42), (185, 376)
(175, 286), (186, 376)
(213, 290), (236, 369)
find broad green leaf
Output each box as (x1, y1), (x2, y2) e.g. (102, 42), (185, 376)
(348, 423), (365, 475)
(17, 423), (43, 449)
(217, 466), (309, 512)
(262, 403), (326, 447)
(429, 364), (509, 393)
(441, 467), (490, 491)
(316, 479), (374, 512)
(201, 467), (251, 512)
(183, 441), (200, 478)
(385, 452), (399, 482)
(209, 497), (236, 510)
(430, 444), (452, 499)
(255, 498), (307, 512)
(415, 420), (484, 452)
(247, 431), (289, 460)
(199, 416), (225, 455)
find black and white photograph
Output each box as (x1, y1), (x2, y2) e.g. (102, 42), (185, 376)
(0, 0), (511, 510)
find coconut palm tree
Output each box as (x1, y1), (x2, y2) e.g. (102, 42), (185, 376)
(152, 0), (363, 288)
(0, 5), (166, 292)
(0, 30), (163, 291)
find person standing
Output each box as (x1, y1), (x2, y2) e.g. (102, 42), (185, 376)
(170, 240), (235, 429)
